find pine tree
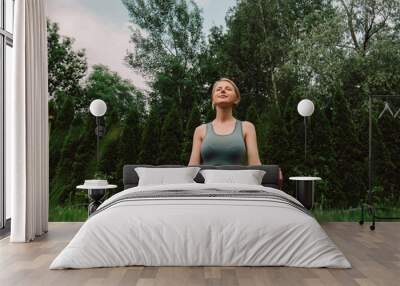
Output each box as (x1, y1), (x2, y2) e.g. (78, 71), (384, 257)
(139, 106), (161, 164)
(50, 115), (94, 205)
(49, 94), (75, 182)
(245, 103), (259, 124)
(181, 103), (201, 164)
(331, 91), (365, 207)
(265, 104), (291, 167)
(98, 125), (123, 180)
(118, 108), (141, 166)
(255, 113), (268, 161)
(69, 115), (97, 204)
(204, 103), (215, 123)
(111, 108), (143, 187)
(372, 107), (400, 204)
(159, 104), (183, 164)
(309, 107), (336, 208)
(246, 103), (267, 164)
(281, 91), (304, 171)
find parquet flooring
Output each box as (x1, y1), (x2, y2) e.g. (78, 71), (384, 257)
(0, 222), (399, 286)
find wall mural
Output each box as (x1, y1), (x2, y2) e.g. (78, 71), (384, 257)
(46, 0), (400, 221)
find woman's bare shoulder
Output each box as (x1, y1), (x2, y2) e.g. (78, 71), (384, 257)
(242, 121), (256, 132)
(194, 123), (207, 138)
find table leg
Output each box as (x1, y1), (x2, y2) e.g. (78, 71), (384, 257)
(87, 189), (106, 216)
(295, 181), (314, 210)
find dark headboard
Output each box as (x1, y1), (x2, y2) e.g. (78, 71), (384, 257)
(123, 165), (283, 190)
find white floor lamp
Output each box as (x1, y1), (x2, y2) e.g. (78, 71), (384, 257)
(291, 99), (320, 210)
(84, 99), (108, 215)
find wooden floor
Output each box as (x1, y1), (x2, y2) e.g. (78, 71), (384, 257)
(0, 222), (399, 286)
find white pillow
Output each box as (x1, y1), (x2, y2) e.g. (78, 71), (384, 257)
(200, 169), (266, 185)
(135, 167), (201, 186)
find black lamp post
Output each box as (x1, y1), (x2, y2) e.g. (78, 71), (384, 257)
(89, 99), (107, 165)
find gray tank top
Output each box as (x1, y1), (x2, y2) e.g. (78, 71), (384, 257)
(200, 120), (247, 165)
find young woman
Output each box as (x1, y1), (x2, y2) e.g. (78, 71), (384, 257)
(188, 78), (262, 166)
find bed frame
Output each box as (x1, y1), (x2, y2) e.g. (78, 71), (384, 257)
(123, 165), (283, 190)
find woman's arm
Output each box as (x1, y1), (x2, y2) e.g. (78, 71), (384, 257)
(243, 121), (262, 165)
(188, 125), (204, 166)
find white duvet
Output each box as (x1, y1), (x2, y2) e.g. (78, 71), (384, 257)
(50, 183), (351, 269)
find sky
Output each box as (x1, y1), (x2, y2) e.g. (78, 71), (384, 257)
(46, 0), (236, 91)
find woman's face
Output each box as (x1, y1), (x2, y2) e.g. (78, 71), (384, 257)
(212, 81), (239, 108)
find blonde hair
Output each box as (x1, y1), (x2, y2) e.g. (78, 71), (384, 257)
(211, 78), (241, 107)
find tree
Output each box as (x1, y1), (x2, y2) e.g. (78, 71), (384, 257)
(123, 0), (205, 75)
(98, 126), (124, 185)
(331, 90), (365, 207)
(139, 106), (162, 164)
(158, 103), (183, 164)
(118, 107), (142, 169)
(47, 21), (147, 205)
(50, 115), (93, 204)
(49, 94), (74, 182)
(245, 103), (259, 124)
(181, 102), (201, 164)
(338, 0), (400, 56)
(371, 105), (400, 205)
(255, 113), (269, 162)
(69, 115), (97, 203)
(246, 103), (268, 163)
(84, 65), (145, 124)
(219, 0), (331, 117)
(47, 1), (400, 212)
(264, 104), (291, 167)
(47, 19), (87, 102)
(47, 19), (88, 186)
(123, 0), (207, 127)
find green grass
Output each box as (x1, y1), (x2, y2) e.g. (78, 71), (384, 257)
(312, 208), (363, 222)
(312, 206), (400, 222)
(49, 204), (400, 222)
(49, 205), (87, 222)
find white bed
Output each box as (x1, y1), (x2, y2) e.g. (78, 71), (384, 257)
(50, 183), (351, 269)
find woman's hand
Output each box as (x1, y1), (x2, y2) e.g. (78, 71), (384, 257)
(243, 121), (262, 165)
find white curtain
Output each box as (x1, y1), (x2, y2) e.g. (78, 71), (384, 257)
(6, 0), (49, 242)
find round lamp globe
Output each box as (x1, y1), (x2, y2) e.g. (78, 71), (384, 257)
(89, 99), (107, 117)
(297, 99), (315, 117)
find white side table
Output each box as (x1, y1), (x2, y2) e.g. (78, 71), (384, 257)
(77, 184), (117, 216)
(289, 177), (321, 210)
